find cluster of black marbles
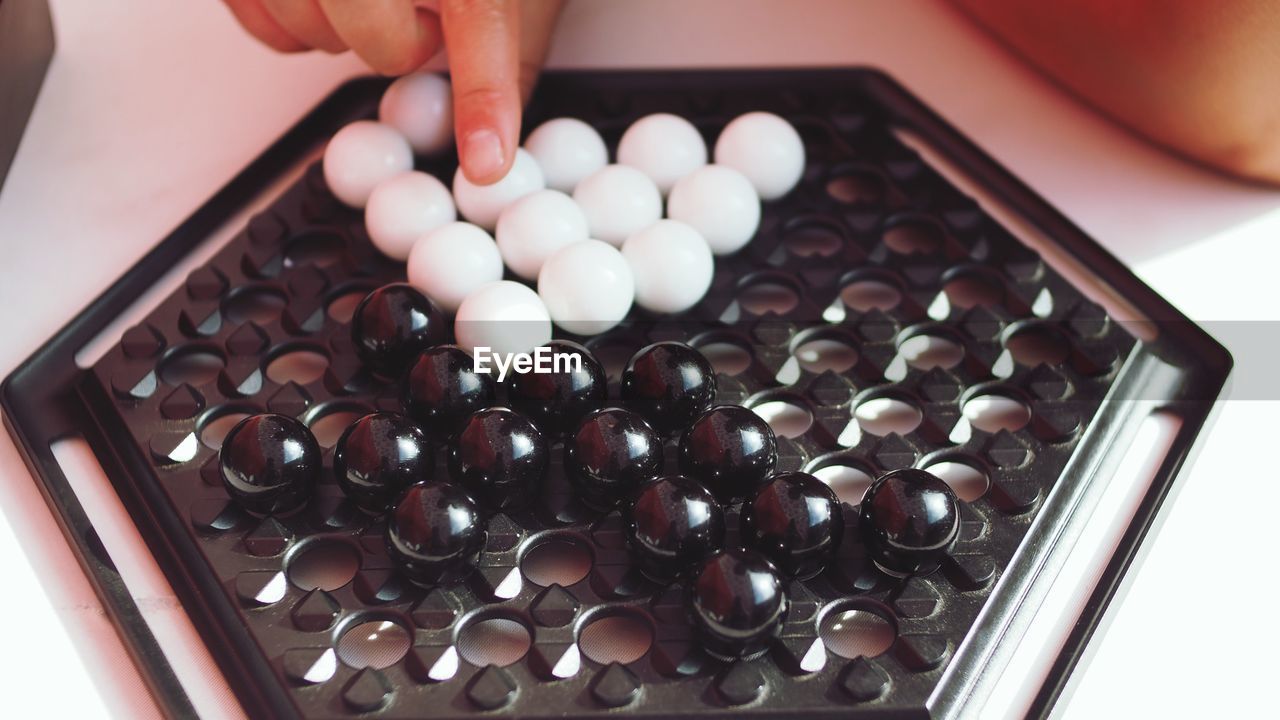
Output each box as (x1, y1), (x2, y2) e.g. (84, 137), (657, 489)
(215, 284), (966, 661)
(608, 344), (965, 658)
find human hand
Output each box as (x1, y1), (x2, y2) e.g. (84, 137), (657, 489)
(223, 0), (564, 184)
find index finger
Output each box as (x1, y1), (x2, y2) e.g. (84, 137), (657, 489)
(441, 0), (522, 185)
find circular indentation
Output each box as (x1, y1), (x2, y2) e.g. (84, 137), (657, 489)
(222, 286), (288, 325)
(963, 393), (1031, 433)
(826, 169), (887, 205)
(158, 348), (225, 386)
(284, 230), (344, 269)
(457, 617), (532, 667)
(521, 537), (592, 587)
(198, 411), (253, 450)
(883, 219), (942, 255)
(794, 336), (858, 374)
(326, 289), (369, 323)
(924, 459), (990, 502)
(819, 608), (895, 659)
(287, 540), (360, 591)
(578, 612), (653, 665)
(792, 119), (833, 149)
(943, 272), (1003, 309)
(307, 406), (367, 448)
(749, 397), (814, 438)
(840, 278), (901, 313)
(265, 349), (329, 385)
(811, 463), (874, 506)
(784, 221), (844, 258)
(900, 333), (965, 370)
(854, 396), (923, 436)
(337, 619), (412, 669)
(694, 339), (753, 376)
(738, 280), (799, 316)
(1005, 324), (1070, 367)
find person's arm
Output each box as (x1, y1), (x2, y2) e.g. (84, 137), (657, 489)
(953, 0), (1280, 184)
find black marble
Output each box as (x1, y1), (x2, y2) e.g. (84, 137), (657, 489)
(219, 413), (320, 514)
(385, 480), (486, 586)
(741, 471), (844, 578)
(565, 407), (664, 510)
(678, 405), (778, 503)
(401, 344), (496, 438)
(449, 407), (548, 512)
(622, 475), (725, 583)
(508, 339), (607, 437)
(859, 468), (960, 576)
(620, 341), (716, 434)
(687, 548), (788, 660)
(333, 412), (433, 513)
(351, 283), (446, 378)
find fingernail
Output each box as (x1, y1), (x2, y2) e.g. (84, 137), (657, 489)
(462, 129), (505, 182)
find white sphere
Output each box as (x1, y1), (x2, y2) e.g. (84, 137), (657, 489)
(365, 171), (456, 260)
(617, 113), (707, 195)
(496, 189), (589, 281)
(455, 280), (552, 358)
(379, 73), (453, 155)
(523, 118), (608, 193)
(538, 240), (635, 336)
(407, 222), (503, 313)
(713, 112), (805, 200)
(323, 121), (413, 208)
(452, 148), (545, 230)
(666, 165), (761, 255)
(571, 165), (662, 246)
(622, 220), (715, 314)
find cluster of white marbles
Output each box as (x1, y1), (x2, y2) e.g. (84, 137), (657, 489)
(321, 72), (806, 355)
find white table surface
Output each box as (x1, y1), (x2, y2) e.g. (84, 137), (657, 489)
(1, 1), (1276, 717)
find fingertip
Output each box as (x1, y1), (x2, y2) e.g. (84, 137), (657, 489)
(459, 126), (514, 185)
(453, 83), (521, 185)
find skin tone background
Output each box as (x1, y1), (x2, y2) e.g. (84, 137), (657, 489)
(0, 1), (1276, 717)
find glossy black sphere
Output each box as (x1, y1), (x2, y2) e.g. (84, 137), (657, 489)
(351, 283), (447, 377)
(219, 413), (320, 514)
(687, 549), (788, 660)
(401, 344), (496, 438)
(333, 412), (433, 513)
(859, 468), (960, 576)
(678, 405), (778, 503)
(449, 408), (548, 512)
(385, 480), (486, 586)
(565, 408), (664, 510)
(508, 340), (607, 436)
(620, 341), (716, 434)
(741, 471), (844, 578)
(622, 475), (725, 584)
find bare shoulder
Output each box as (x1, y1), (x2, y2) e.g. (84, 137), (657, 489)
(953, 0), (1280, 184)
